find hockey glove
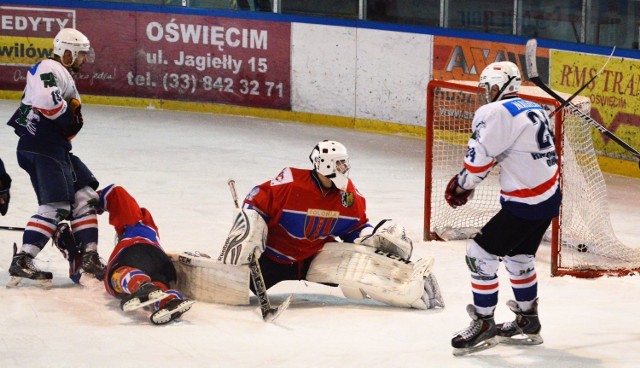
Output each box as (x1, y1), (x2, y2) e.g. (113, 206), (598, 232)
(65, 98), (84, 140)
(53, 222), (83, 283)
(355, 219), (413, 260)
(444, 175), (473, 208)
(0, 172), (11, 216)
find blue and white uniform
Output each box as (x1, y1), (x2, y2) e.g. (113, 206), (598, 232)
(6, 58), (98, 259)
(457, 96), (561, 220)
(459, 96), (561, 316)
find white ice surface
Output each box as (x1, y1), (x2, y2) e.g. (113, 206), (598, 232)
(0, 99), (639, 367)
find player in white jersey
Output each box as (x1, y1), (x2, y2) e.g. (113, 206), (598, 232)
(446, 61), (561, 356)
(6, 28), (105, 286)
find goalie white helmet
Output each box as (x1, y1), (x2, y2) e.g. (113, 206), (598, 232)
(53, 28), (91, 67)
(309, 140), (350, 191)
(479, 61), (522, 103)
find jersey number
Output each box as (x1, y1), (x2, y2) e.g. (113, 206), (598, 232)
(527, 110), (553, 150)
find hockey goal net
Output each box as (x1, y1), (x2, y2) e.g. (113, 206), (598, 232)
(424, 79), (640, 277)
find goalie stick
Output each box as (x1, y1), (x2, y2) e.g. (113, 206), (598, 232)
(227, 179), (292, 322)
(525, 39), (640, 167)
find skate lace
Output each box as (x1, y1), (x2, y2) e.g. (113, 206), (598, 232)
(455, 319), (483, 340)
(501, 320), (517, 330)
(23, 254), (42, 272)
(500, 315), (523, 332)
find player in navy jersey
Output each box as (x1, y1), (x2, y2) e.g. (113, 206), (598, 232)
(0, 158), (11, 216)
(218, 140), (444, 310)
(6, 28), (104, 286)
(447, 61), (561, 355)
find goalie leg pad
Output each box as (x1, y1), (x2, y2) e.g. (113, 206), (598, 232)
(307, 242), (440, 309)
(169, 252), (250, 305)
(218, 209), (267, 265)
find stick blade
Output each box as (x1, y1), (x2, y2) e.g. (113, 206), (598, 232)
(525, 39), (539, 79)
(263, 294), (292, 323)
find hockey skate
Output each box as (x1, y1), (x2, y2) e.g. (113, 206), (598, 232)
(451, 304), (498, 356)
(81, 250), (106, 281)
(120, 282), (169, 312)
(496, 299), (543, 345)
(7, 243), (53, 288)
(150, 298), (196, 325)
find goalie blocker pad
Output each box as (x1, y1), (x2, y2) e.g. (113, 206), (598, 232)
(307, 242), (434, 309)
(168, 251), (250, 305)
(218, 208), (267, 265)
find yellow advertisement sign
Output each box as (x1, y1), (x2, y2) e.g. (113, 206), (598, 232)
(0, 36), (53, 66)
(550, 50), (640, 163)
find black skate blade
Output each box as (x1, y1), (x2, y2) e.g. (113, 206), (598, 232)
(452, 337), (499, 357)
(6, 276), (52, 289)
(122, 290), (169, 312)
(497, 334), (544, 345)
(263, 294), (292, 323)
(151, 299), (196, 325)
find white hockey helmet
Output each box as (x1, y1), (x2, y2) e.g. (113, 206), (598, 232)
(53, 28), (91, 66)
(479, 61), (522, 103)
(309, 140), (350, 191)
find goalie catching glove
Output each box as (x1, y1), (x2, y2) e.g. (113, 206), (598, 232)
(445, 175), (474, 208)
(355, 219), (413, 260)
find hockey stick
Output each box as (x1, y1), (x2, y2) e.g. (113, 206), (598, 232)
(525, 39), (640, 166)
(227, 179), (291, 322)
(0, 225), (25, 232)
(548, 45), (615, 117)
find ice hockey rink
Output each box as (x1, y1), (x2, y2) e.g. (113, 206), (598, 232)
(0, 98), (639, 367)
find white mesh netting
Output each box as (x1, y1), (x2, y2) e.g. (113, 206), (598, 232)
(425, 80), (640, 276)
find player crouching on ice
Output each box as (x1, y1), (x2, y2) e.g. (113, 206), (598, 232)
(214, 140), (444, 310)
(97, 184), (195, 325)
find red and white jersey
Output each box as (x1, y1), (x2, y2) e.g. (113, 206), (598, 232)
(22, 58), (79, 121)
(99, 184), (164, 296)
(244, 167), (369, 263)
(458, 96), (561, 218)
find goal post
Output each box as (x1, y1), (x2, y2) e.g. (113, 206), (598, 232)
(424, 79), (640, 277)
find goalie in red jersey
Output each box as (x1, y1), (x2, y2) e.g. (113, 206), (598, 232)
(217, 140), (444, 310)
(97, 184), (194, 325)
